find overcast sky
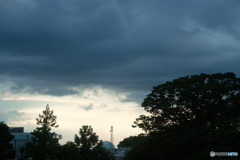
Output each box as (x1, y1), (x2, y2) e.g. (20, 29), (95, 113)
(1, 0), (240, 146)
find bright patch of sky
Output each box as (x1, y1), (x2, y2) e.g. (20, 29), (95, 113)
(0, 80), (148, 146)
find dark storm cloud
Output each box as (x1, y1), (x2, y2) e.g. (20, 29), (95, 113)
(0, 0), (240, 101)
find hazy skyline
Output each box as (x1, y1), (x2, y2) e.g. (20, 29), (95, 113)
(1, 0), (240, 146)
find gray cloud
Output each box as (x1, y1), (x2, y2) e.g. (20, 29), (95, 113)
(81, 103), (94, 111)
(0, 0), (240, 103)
(0, 110), (27, 123)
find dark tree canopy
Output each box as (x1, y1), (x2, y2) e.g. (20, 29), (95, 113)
(0, 121), (16, 160)
(133, 72), (240, 132)
(74, 125), (99, 153)
(129, 72), (240, 160)
(117, 133), (146, 148)
(74, 125), (115, 160)
(19, 104), (62, 160)
(56, 141), (83, 160)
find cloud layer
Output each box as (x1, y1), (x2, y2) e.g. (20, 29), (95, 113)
(0, 0), (240, 145)
(1, 0), (240, 101)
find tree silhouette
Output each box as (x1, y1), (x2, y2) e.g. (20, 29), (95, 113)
(117, 133), (146, 148)
(0, 121), (16, 160)
(128, 72), (240, 160)
(19, 104), (62, 160)
(56, 141), (83, 160)
(74, 125), (115, 160)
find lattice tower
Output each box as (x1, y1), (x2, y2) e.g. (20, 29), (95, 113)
(110, 126), (114, 145)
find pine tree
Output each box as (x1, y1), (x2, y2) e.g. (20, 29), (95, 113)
(19, 104), (62, 160)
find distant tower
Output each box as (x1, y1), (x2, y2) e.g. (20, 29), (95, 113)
(110, 126), (114, 145)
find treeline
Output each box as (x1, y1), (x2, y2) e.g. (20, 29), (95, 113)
(118, 72), (240, 160)
(0, 105), (115, 160)
(2, 72), (240, 160)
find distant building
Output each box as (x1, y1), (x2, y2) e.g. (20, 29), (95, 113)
(9, 127), (33, 159)
(102, 140), (115, 149)
(114, 148), (131, 160)
(101, 141), (131, 160)
(9, 127), (58, 160)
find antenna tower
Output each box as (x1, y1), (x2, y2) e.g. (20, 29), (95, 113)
(110, 126), (114, 145)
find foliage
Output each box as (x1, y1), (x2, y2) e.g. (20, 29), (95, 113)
(56, 141), (83, 160)
(0, 121), (16, 160)
(124, 135), (159, 160)
(19, 104), (62, 160)
(117, 133), (146, 148)
(74, 125), (98, 158)
(128, 72), (240, 160)
(74, 125), (115, 160)
(91, 141), (116, 160)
